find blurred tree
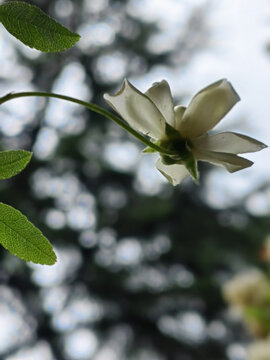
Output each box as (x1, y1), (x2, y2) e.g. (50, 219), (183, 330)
(0, 1), (269, 359)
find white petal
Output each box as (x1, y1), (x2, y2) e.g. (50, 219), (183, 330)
(104, 79), (166, 139)
(192, 132), (267, 154)
(178, 79), (240, 138)
(174, 105), (186, 132)
(194, 150), (253, 173)
(156, 158), (189, 186)
(145, 80), (175, 127)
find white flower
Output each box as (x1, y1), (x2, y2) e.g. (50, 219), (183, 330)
(248, 339), (270, 360)
(222, 269), (268, 307)
(104, 79), (266, 185)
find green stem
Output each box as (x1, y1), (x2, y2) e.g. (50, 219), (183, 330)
(0, 91), (174, 155)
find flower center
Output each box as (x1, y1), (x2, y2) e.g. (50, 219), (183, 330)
(160, 138), (193, 164)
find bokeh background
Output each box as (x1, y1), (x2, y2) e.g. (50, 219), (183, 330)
(0, 0), (270, 359)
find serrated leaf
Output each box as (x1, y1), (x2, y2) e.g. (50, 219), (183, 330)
(0, 150), (32, 180)
(0, 203), (57, 265)
(0, 1), (80, 52)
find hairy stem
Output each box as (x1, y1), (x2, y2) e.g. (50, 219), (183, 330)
(0, 91), (174, 155)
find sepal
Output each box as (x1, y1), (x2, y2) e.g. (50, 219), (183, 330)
(142, 146), (157, 153)
(183, 155), (199, 183)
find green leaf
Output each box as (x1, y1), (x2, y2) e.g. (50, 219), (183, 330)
(0, 150), (32, 180)
(245, 305), (270, 333)
(0, 203), (57, 265)
(0, 1), (80, 52)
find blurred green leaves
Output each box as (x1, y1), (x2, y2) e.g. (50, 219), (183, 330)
(0, 203), (57, 265)
(0, 1), (80, 52)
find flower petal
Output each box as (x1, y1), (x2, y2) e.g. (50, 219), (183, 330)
(194, 149), (253, 173)
(156, 158), (189, 185)
(178, 79), (240, 138)
(104, 79), (166, 139)
(192, 132), (267, 154)
(145, 80), (175, 127)
(174, 105), (186, 132)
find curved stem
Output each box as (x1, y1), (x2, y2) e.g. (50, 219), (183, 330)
(0, 91), (174, 155)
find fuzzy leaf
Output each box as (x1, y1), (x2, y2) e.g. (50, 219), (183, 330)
(0, 150), (32, 180)
(0, 1), (80, 52)
(0, 203), (57, 265)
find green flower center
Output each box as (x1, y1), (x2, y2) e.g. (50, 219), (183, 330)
(160, 137), (193, 164)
